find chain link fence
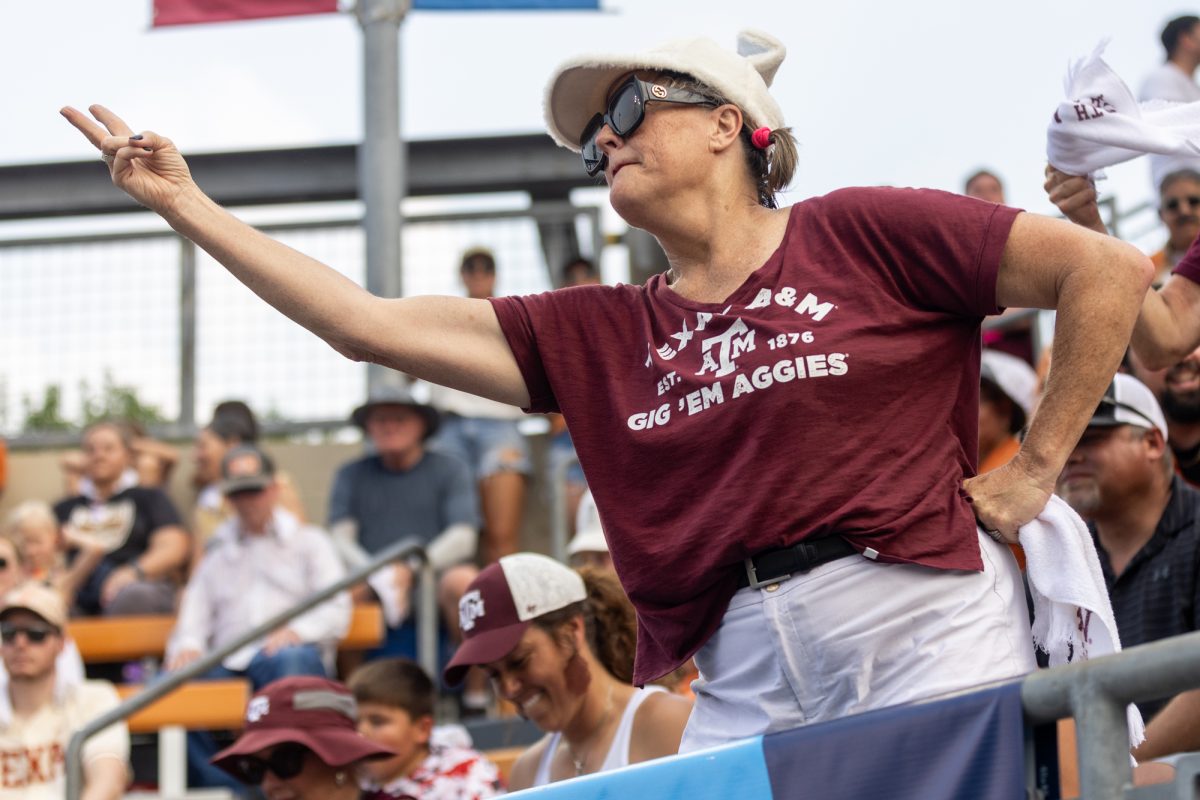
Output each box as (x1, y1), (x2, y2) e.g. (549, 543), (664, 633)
(0, 201), (602, 440)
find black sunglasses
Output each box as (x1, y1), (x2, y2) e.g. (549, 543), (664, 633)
(234, 743), (310, 785)
(0, 622), (57, 645)
(580, 76), (717, 177)
(1163, 195), (1200, 213)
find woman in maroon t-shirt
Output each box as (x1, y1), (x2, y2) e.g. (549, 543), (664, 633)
(63, 29), (1150, 749)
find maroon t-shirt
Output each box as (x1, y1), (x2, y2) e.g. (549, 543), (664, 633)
(491, 186), (1020, 684)
(1172, 234), (1200, 284)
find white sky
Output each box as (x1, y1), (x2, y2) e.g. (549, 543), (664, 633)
(0, 0), (1196, 430)
(2, 0), (1195, 228)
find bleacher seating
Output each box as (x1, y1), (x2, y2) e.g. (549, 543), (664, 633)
(117, 679), (250, 735)
(70, 603), (385, 797)
(68, 602), (384, 664)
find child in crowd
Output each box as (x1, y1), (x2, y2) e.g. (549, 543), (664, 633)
(349, 658), (503, 800)
(3, 501), (68, 586)
(0, 536), (22, 597)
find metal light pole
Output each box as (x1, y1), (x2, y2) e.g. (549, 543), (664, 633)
(356, 0), (409, 395)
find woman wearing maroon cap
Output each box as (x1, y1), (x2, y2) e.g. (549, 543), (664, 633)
(444, 553), (691, 789)
(212, 675), (395, 799)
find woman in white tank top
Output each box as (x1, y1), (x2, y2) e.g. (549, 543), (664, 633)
(441, 553), (692, 791)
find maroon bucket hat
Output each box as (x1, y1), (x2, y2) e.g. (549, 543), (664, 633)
(211, 676), (394, 778)
(443, 553), (587, 687)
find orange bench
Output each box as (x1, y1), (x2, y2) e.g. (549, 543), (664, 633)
(67, 615), (177, 664)
(117, 678), (251, 735)
(68, 603), (384, 664)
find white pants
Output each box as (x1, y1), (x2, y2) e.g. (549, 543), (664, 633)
(680, 530), (1036, 753)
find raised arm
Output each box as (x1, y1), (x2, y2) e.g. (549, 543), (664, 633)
(965, 212), (1153, 537)
(1045, 166), (1200, 369)
(60, 105), (530, 407)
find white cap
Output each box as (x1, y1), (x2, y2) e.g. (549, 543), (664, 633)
(567, 490), (609, 557)
(980, 349), (1039, 419)
(543, 29), (787, 151)
(1087, 373), (1169, 442)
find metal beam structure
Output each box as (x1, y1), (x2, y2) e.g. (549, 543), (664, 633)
(0, 134), (591, 221)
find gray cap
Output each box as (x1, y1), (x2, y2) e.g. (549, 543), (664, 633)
(350, 385), (440, 440)
(220, 444), (276, 496)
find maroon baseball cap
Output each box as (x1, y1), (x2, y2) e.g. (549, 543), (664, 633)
(443, 553), (587, 687)
(211, 676), (394, 777)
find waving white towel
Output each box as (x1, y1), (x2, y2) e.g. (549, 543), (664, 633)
(1046, 41), (1200, 180)
(1019, 494), (1145, 748)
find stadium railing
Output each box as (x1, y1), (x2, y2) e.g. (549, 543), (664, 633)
(64, 536), (432, 800)
(488, 631), (1200, 800)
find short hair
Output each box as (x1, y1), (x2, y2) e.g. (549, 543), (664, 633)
(211, 400), (259, 443)
(460, 248), (496, 274)
(1160, 168), (1200, 196)
(83, 420), (135, 452)
(1162, 16), (1200, 58)
(964, 169), (1002, 195)
(3, 502), (57, 539)
(645, 71), (799, 209)
(348, 658), (434, 720)
(562, 257), (598, 281)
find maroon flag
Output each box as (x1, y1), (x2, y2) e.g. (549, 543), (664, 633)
(153, 0), (338, 27)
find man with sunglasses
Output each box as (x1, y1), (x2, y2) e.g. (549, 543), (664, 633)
(1056, 374), (1200, 767)
(1151, 170), (1200, 285)
(0, 581), (128, 799)
(167, 444), (351, 791)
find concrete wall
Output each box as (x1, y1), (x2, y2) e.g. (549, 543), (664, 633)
(1, 437), (553, 556)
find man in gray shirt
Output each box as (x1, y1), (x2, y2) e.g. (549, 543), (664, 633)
(328, 388), (482, 698)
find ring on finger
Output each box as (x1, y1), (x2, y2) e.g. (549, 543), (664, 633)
(100, 153), (115, 166)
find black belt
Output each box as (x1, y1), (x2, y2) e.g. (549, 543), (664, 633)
(737, 536), (857, 589)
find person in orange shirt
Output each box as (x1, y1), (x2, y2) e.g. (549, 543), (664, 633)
(979, 349), (1039, 474)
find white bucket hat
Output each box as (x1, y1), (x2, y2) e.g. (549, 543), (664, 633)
(980, 349), (1039, 420)
(567, 490), (608, 556)
(543, 29), (787, 151)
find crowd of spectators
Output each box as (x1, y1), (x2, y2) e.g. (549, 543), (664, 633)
(0, 246), (632, 797)
(7, 14), (1200, 797)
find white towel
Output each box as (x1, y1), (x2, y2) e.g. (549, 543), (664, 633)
(1019, 495), (1145, 748)
(329, 519), (410, 628)
(1046, 41), (1200, 180)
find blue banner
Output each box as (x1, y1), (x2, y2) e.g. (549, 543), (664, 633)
(412, 0), (598, 9)
(504, 682), (1027, 800)
(505, 737), (772, 799)
(761, 682), (1026, 800)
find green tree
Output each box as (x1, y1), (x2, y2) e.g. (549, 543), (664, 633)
(81, 373), (167, 429)
(21, 385), (73, 433)
(20, 373), (167, 434)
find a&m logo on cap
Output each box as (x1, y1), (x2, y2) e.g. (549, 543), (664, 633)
(246, 696), (270, 723)
(227, 452), (261, 478)
(459, 590), (485, 632)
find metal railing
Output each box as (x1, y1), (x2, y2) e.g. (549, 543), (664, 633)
(1022, 629), (1200, 799)
(64, 535), (432, 800)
